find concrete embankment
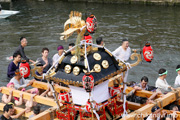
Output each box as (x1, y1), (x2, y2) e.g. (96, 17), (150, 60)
(67, 0), (180, 5)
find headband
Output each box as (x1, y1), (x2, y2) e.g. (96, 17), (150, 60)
(176, 68), (180, 72)
(57, 46), (64, 51)
(7, 82), (14, 87)
(159, 71), (168, 76)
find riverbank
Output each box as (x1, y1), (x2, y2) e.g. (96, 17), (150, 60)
(67, 0), (180, 6)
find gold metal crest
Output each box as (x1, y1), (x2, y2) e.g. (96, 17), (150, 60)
(102, 60), (109, 69)
(70, 56), (78, 64)
(94, 64), (101, 73)
(73, 66), (80, 76)
(93, 53), (101, 61)
(64, 65), (72, 74)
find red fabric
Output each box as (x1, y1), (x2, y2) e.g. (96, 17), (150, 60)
(143, 45), (153, 62)
(19, 62), (30, 78)
(86, 16), (97, 33)
(84, 35), (92, 43)
(109, 87), (121, 97)
(58, 92), (70, 102)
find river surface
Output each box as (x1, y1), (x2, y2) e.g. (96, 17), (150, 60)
(0, 1), (180, 88)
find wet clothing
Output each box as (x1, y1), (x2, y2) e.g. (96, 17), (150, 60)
(36, 57), (52, 73)
(29, 114), (35, 119)
(14, 45), (29, 62)
(0, 115), (12, 120)
(9, 77), (30, 89)
(137, 83), (157, 92)
(52, 53), (61, 67)
(7, 61), (20, 78)
(126, 89), (147, 104)
(112, 46), (131, 62)
(174, 74), (180, 87)
(155, 78), (170, 93)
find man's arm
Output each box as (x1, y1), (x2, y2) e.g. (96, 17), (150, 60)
(11, 109), (26, 119)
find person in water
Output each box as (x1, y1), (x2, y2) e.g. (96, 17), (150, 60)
(9, 69), (35, 90)
(0, 102), (29, 119)
(7, 53), (21, 79)
(68, 43), (75, 51)
(155, 68), (175, 94)
(37, 47), (52, 73)
(52, 45), (64, 67)
(96, 37), (104, 46)
(137, 76), (157, 92)
(29, 105), (41, 119)
(1, 82), (23, 106)
(14, 37), (34, 63)
(174, 65), (180, 87)
(112, 39), (131, 62)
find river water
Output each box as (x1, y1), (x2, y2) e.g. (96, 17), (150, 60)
(0, 1), (180, 88)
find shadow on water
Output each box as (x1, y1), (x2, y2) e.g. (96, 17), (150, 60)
(0, 0), (180, 94)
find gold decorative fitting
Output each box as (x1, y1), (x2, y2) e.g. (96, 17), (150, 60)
(70, 55), (78, 64)
(64, 65), (72, 74)
(93, 53), (101, 61)
(73, 66), (80, 76)
(94, 64), (101, 73)
(102, 60), (109, 69)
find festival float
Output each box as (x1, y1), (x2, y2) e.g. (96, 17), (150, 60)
(1, 11), (180, 120)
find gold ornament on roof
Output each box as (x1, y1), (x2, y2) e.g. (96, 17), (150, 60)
(70, 55), (78, 64)
(73, 66), (80, 76)
(94, 64), (101, 73)
(102, 60), (109, 69)
(93, 53), (101, 61)
(64, 65), (72, 74)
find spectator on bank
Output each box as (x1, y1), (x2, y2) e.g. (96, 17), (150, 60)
(37, 47), (52, 73)
(14, 37), (35, 63)
(7, 53), (21, 79)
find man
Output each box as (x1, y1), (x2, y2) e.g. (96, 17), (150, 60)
(68, 43), (75, 50)
(14, 37), (34, 63)
(52, 45), (64, 67)
(96, 37), (104, 46)
(29, 106), (41, 119)
(137, 76), (157, 92)
(112, 39), (131, 62)
(37, 47), (52, 73)
(0, 103), (28, 119)
(174, 64), (180, 87)
(146, 106), (161, 120)
(9, 70), (35, 90)
(155, 68), (174, 94)
(7, 53), (21, 78)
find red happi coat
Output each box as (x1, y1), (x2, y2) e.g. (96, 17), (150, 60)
(109, 87), (121, 97)
(58, 92), (70, 102)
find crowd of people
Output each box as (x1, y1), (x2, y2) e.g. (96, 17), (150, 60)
(1, 35), (180, 120)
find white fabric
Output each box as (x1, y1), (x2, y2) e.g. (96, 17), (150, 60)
(69, 80), (110, 105)
(146, 114), (160, 120)
(52, 53), (60, 66)
(112, 46), (131, 62)
(155, 78), (170, 93)
(174, 74), (180, 87)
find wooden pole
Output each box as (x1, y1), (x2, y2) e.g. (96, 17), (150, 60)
(0, 102), (33, 118)
(1, 87), (57, 106)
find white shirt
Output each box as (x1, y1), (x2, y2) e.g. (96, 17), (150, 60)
(174, 74), (180, 87)
(52, 53), (61, 66)
(155, 78), (170, 93)
(112, 46), (131, 62)
(146, 114), (160, 120)
(9, 77), (30, 89)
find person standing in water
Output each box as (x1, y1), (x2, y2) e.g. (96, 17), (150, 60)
(14, 37), (35, 63)
(112, 39), (131, 62)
